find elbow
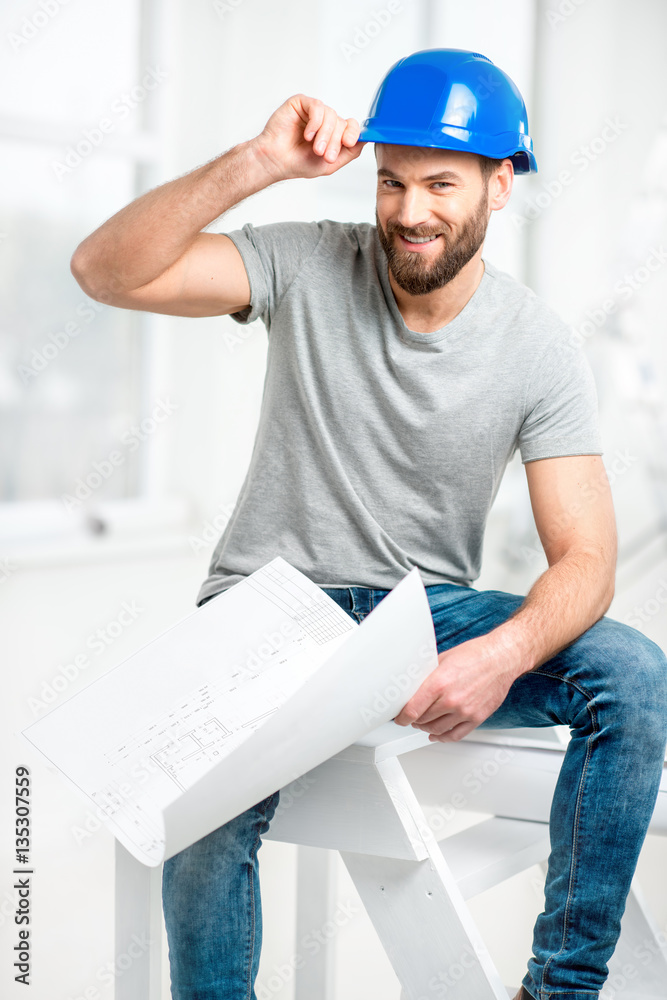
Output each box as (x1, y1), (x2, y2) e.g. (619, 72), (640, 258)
(596, 556), (616, 619)
(70, 243), (99, 299)
(600, 577), (615, 618)
(604, 569), (616, 612)
(70, 241), (120, 304)
(601, 534), (617, 615)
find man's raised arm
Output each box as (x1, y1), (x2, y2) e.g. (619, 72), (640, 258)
(69, 95), (363, 318)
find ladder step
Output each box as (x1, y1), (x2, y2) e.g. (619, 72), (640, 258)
(438, 816), (550, 899)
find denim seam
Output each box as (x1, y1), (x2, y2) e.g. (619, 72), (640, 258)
(526, 979), (599, 1000)
(532, 994), (598, 998)
(529, 668), (595, 703)
(245, 803), (270, 1000)
(530, 669), (599, 997)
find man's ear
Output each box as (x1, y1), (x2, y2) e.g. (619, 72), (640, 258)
(488, 159), (514, 212)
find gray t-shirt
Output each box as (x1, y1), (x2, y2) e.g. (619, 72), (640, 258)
(196, 220), (602, 604)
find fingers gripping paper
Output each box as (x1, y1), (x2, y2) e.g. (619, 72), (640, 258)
(21, 558), (438, 866)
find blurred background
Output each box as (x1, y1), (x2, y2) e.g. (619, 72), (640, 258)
(2, 0), (667, 997)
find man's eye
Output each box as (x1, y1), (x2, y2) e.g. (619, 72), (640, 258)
(432, 182), (451, 189)
(384, 179), (402, 188)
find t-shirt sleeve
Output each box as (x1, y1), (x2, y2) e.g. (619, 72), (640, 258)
(223, 220), (325, 329)
(518, 335), (604, 463)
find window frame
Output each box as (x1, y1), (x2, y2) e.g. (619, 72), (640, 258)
(0, 0), (186, 555)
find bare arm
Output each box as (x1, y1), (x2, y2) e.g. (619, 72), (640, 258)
(496, 453), (617, 667)
(70, 95), (364, 317)
(394, 454), (617, 741)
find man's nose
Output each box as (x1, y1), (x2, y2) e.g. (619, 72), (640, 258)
(395, 187), (432, 230)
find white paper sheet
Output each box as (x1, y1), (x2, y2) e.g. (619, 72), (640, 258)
(21, 558), (438, 866)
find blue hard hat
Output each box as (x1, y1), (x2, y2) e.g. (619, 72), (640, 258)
(359, 48), (537, 174)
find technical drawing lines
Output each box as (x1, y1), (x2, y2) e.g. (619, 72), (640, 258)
(241, 707), (277, 728)
(292, 599), (354, 644)
(245, 560), (354, 643)
(247, 560), (317, 615)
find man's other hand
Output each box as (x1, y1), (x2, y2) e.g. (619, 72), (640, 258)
(393, 630), (527, 742)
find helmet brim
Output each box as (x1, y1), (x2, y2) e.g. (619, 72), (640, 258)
(359, 124), (538, 174)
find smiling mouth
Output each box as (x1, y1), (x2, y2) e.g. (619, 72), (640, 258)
(401, 234), (440, 244)
(396, 232), (442, 252)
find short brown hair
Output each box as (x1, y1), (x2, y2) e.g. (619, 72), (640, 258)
(478, 155), (504, 180)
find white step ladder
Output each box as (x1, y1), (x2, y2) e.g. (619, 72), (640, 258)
(114, 723), (667, 999)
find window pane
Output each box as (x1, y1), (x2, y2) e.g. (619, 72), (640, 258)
(0, 138), (143, 504)
(0, 0), (140, 128)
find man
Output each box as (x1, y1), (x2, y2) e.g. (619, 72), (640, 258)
(71, 48), (667, 1000)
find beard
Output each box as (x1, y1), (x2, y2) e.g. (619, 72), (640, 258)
(376, 186), (490, 296)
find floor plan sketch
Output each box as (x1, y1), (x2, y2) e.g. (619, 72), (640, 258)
(150, 717), (233, 790)
(22, 558), (438, 866)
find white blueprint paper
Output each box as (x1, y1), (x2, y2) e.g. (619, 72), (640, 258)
(21, 558), (438, 866)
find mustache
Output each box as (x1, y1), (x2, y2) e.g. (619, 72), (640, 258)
(384, 221), (447, 240)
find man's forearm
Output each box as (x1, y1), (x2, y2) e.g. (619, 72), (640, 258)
(70, 139), (273, 299)
(491, 549), (615, 677)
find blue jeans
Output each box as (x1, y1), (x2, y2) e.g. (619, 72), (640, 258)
(162, 582), (667, 1000)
